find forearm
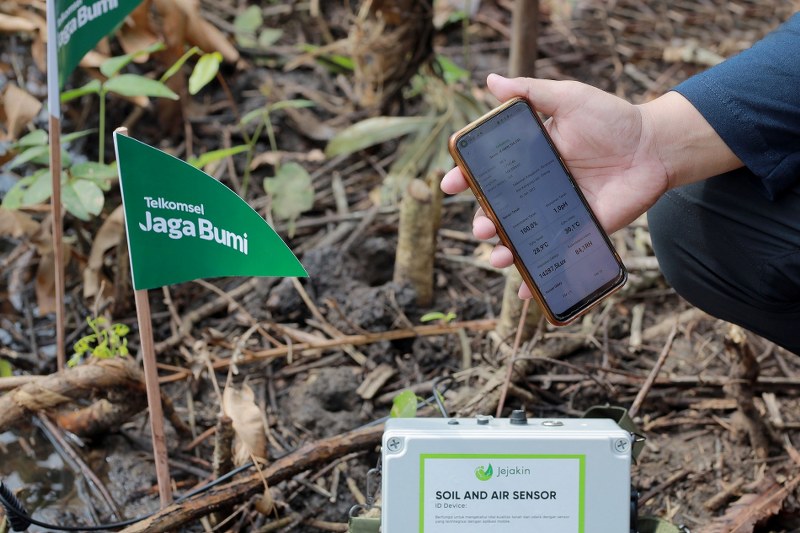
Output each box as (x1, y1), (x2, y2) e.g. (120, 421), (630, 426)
(638, 91), (743, 191)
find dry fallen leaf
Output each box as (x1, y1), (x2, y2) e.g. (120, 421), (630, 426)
(35, 246), (57, 315)
(0, 208), (41, 239)
(222, 383), (267, 466)
(83, 205), (125, 301)
(3, 84), (42, 141)
(153, 0), (239, 63)
(253, 488), (274, 516)
(118, 0), (159, 58)
(0, 13), (37, 33)
(15, 8), (47, 71)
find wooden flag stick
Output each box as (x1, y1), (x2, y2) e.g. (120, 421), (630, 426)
(46, 0), (65, 372)
(115, 127), (173, 507)
(49, 114), (66, 372)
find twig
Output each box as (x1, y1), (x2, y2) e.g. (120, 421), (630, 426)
(638, 469), (692, 505)
(291, 278), (367, 366)
(154, 278), (261, 353)
(35, 415), (122, 520)
(629, 322), (678, 419)
(703, 477), (745, 511)
(194, 279), (283, 347)
(497, 298), (530, 417)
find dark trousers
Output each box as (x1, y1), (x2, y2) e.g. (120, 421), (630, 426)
(648, 169), (800, 354)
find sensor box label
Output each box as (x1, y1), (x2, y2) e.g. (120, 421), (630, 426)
(381, 418), (632, 533)
(421, 454), (583, 532)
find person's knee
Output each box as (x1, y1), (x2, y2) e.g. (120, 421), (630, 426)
(647, 193), (696, 297)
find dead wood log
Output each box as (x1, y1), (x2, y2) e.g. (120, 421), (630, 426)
(0, 358), (145, 433)
(509, 0), (539, 78)
(724, 325), (771, 459)
(350, 0), (434, 110)
(119, 424), (384, 532)
(394, 178), (435, 306)
(495, 268), (542, 341)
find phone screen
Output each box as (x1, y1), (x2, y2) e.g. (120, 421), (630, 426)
(455, 100), (624, 320)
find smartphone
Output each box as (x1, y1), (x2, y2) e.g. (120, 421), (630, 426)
(449, 97), (627, 326)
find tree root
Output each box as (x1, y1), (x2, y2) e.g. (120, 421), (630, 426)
(0, 358), (145, 434)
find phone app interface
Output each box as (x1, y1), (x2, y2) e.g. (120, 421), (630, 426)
(457, 102), (621, 316)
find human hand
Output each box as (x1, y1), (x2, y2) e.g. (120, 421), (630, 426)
(442, 74), (671, 298)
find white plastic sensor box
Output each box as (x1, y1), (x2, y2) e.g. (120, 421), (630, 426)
(381, 415), (632, 533)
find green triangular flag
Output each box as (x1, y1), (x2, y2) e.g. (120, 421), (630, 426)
(49, 0), (144, 89)
(113, 133), (307, 290)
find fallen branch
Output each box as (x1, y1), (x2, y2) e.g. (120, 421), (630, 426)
(119, 424), (384, 532)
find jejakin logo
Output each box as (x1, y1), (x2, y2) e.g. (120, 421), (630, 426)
(474, 464), (493, 481)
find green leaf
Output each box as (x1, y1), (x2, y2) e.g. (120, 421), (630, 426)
(22, 169), (53, 206)
(62, 129), (97, 144)
(161, 46), (200, 83)
(1, 175), (35, 209)
(257, 28), (283, 49)
(0, 359), (12, 378)
(63, 179), (104, 220)
(299, 44), (354, 72)
(16, 130), (48, 148)
(436, 55), (469, 84)
(6, 145), (48, 170)
(189, 52), (223, 95)
(70, 162), (118, 187)
(239, 108), (265, 126)
(325, 116), (436, 157)
(240, 100), (316, 126)
(74, 336), (93, 355)
(60, 79), (102, 102)
(420, 311), (446, 323)
(104, 74), (179, 100)
(234, 5), (262, 48)
(234, 5), (262, 33)
(267, 99), (315, 112)
(263, 162), (314, 236)
(100, 41), (166, 77)
(390, 390), (418, 418)
(188, 145), (250, 169)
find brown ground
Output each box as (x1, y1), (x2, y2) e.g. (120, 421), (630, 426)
(1, 0), (799, 531)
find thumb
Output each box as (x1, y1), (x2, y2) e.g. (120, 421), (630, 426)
(487, 74), (565, 117)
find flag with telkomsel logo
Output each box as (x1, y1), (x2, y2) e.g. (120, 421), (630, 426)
(47, 0), (144, 116)
(113, 132), (307, 290)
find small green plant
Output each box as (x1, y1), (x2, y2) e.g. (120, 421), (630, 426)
(68, 316), (130, 367)
(61, 41), (179, 164)
(61, 42), (225, 164)
(390, 389), (420, 418)
(233, 5), (283, 50)
(238, 97), (317, 231)
(2, 129), (116, 220)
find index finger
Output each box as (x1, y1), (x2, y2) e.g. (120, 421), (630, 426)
(441, 166), (469, 195)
